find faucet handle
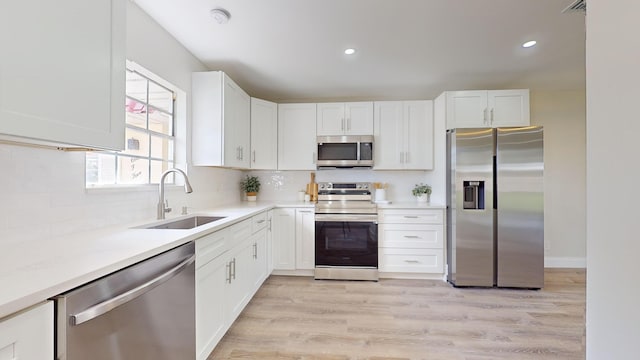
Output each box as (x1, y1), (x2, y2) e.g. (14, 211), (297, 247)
(164, 200), (172, 214)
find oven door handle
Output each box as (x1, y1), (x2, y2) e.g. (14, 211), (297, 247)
(314, 214), (378, 223)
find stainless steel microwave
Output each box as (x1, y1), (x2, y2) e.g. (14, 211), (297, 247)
(316, 135), (373, 168)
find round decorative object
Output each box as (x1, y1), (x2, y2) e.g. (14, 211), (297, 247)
(417, 194), (430, 203)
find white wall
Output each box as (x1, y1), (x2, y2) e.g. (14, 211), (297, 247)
(0, 2), (242, 245)
(530, 90), (586, 267)
(586, 0), (640, 358)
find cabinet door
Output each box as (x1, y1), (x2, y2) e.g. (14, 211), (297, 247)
(373, 102), (404, 170)
(295, 209), (316, 270)
(225, 239), (254, 322)
(223, 74), (250, 168)
(266, 210), (274, 274)
(345, 102), (374, 135)
(316, 103), (345, 135)
(250, 228), (268, 292)
(192, 71), (224, 166)
(487, 89), (530, 127)
(196, 255), (227, 360)
(404, 100), (434, 170)
(250, 98), (278, 170)
(272, 208), (296, 270)
(445, 91), (488, 129)
(278, 103), (317, 170)
(0, 302), (53, 360)
(0, 0), (125, 150)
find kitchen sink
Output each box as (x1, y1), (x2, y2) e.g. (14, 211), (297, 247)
(139, 216), (227, 230)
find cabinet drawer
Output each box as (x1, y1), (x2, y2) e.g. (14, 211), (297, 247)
(251, 212), (268, 234)
(228, 220), (252, 244)
(196, 229), (228, 268)
(379, 224), (443, 249)
(379, 248), (443, 273)
(379, 209), (443, 224)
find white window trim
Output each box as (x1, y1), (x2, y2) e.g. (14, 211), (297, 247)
(85, 60), (188, 190)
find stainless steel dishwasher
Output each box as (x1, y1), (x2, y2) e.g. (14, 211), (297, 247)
(54, 242), (195, 360)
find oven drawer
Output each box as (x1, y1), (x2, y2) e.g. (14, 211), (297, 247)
(379, 224), (443, 249)
(378, 209), (443, 224)
(379, 248), (443, 273)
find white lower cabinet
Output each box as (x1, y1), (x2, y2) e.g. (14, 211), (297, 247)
(272, 208), (296, 270)
(378, 208), (445, 276)
(195, 211), (270, 360)
(272, 207), (316, 273)
(0, 301), (53, 360)
(295, 209), (315, 270)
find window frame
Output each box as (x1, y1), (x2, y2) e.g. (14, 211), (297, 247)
(85, 60), (185, 189)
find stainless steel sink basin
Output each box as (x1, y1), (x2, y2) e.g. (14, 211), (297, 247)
(140, 216), (227, 230)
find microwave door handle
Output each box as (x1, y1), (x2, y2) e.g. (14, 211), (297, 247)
(357, 141), (361, 163)
(69, 255), (195, 326)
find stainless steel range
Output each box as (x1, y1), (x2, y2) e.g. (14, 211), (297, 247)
(314, 182), (378, 281)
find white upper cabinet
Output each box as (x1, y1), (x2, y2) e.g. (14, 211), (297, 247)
(278, 103), (317, 170)
(374, 101), (434, 170)
(192, 71), (251, 168)
(316, 102), (373, 135)
(250, 98), (278, 170)
(445, 89), (530, 129)
(0, 0), (126, 150)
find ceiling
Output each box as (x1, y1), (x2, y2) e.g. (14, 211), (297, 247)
(132, 0), (586, 102)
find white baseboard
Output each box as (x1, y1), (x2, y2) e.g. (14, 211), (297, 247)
(544, 256), (586, 268)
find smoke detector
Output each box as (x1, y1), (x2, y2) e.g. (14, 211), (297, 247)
(562, 0), (586, 14)
(210, 8), (231, 24)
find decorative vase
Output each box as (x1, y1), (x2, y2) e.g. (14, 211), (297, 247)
(246, 192), (257, 202)
(416, 194), (430, 203)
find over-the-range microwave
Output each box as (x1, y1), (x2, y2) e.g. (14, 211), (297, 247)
(316, 135), (373, 168)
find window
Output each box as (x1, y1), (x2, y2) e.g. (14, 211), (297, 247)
(86, 66), (177, 186)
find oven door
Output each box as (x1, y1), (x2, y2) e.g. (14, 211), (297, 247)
(314, 214), (378, 268)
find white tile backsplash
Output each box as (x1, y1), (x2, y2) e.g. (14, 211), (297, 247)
(0, 143), (244, 243)
(249, 169), (440, 203)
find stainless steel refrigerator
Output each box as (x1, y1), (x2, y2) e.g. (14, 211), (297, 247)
(446, 127), (544, 288)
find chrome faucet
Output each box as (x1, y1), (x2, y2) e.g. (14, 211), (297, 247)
(157, 168), (193, 220)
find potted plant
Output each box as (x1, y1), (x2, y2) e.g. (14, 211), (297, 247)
(412, 183), (432, 203)
(240, 175), (261, 202)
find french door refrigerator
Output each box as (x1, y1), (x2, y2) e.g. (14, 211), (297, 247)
(446, 127), (544, 288)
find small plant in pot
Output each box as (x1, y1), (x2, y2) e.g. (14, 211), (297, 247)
(412, 183), (432, 203)
(240, 175), (261, 202)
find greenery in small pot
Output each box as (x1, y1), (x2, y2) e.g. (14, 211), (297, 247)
(412, 183), (432, 199)
(240, 175), (261, 196)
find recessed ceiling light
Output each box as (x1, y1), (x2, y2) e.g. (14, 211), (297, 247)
(344, 48), (356, 55)
(522, 40), (537, 48)
(210, 8), (231, 24)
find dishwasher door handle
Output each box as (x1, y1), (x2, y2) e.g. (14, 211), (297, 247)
(70, 254), (195, 326)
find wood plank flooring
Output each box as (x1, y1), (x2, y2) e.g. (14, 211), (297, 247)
(208, 269), (585, 360)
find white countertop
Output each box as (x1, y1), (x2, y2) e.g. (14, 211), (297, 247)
(0, 199), (442, 320)
(0, 202), (277, 320)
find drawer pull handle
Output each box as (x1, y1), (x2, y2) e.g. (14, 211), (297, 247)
(403, 216), (419, 219)
(404, 260), (420, 263)
(256, 220), (266, 224)
(404, 235), (421, 239)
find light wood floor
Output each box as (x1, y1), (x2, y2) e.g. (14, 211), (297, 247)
(208, 269), (585, 360)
